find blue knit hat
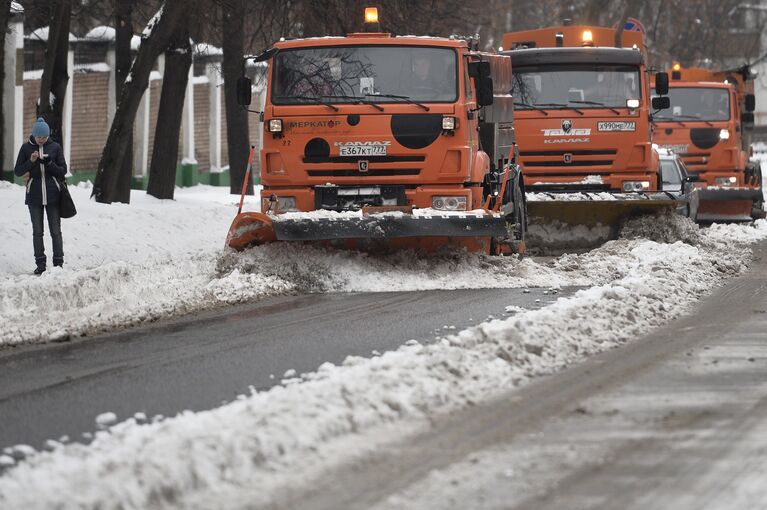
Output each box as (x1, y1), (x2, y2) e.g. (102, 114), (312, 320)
(31, 117), (50, 138)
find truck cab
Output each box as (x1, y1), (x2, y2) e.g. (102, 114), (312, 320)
(652, 65), (763, 221)
(227, 9), (526, 254)
(502, 25), (668, 194)
(259, 35), (491, 214)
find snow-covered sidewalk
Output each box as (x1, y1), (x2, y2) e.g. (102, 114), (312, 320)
(1, 184), (766, 508)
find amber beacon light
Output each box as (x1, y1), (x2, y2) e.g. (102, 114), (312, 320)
(364, 7), (378, 23)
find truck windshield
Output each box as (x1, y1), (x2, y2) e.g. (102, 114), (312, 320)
(653, 87), (730, 122)
(511, 64), (641, 109)
(272, 46), (457, 104)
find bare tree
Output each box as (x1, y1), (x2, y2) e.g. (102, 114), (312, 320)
(110, 0), (135, 203)
(221, 0), (251, 195)
(92, 2), (188, 204)
(146, 9), (192, 200)
(1, 0), (12, 173)
(37, 0), (71, 146)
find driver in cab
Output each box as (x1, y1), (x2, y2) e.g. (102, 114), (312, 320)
(410, 52), (451, 99)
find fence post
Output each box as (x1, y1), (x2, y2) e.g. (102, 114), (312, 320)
(63, 47), (73, 170)
(206, 61), (222, 172)
(2, 6), (24, 177)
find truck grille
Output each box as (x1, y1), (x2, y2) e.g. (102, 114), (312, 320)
(520, 149), (616, 168)
(303, 155), (425, 164)
(678, 152), (711, 167)
(307, 168), (421, 177)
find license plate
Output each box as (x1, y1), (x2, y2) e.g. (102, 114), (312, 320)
(339, 145), (387, 157)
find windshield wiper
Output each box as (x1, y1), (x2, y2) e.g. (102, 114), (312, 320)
(670, 114), (714, 127)
(653, 115), (687, 127)
(534, 102), (584, 115)
(365, 93), (429, 111)
(273, 94), (339, 112)
(568, 100), (619, 115)
(513, 101), (549, 115)
(321, 94), (384, 111)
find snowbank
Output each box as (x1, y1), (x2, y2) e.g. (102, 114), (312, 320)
(0, 183), (272, 347)
(1, 209), (766, 509)
(1, 183), (574, 347)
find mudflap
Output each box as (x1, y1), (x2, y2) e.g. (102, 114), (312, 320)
(526, 193), (681, 252)
(696, 187), (764, 223)
(226, 211), (513, 254)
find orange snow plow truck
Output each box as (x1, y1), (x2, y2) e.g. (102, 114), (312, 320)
(652, 64), (764, 221)
(502, 25), (680, 233)
(226, 9), (526, 255)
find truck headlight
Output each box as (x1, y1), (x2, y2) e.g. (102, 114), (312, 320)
(432, 196), (467, 211)
(715, 176), (737, 187)
(442, 116), (457, 131)
(622, 181), (651, 192)
(268, 119), (283, 133)
(719, 129), (730, 140)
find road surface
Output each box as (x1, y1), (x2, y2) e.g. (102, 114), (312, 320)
(0, 286), (572, 451)
(281, 243), (767, 510)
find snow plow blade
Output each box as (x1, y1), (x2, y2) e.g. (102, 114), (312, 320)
(526, 193), (683, 251)
(695, 188), (764, 222)
(226, 210), (512, 254)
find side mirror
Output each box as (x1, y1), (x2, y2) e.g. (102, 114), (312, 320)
(652, 96), (670, 110)
(741, 112), (755, 126)
(468, 61), (490, 78)
(236, 77), (252, 106)
(477, 77), (494, 106)
(655, 72), (669, 96)
(745, 93), (756, 113)
(469, 61), (493, 107)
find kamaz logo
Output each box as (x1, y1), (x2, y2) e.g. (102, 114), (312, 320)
(544, 138), (591, 144)
(562, 119), (572, 133)
(334, 141), (392, 147)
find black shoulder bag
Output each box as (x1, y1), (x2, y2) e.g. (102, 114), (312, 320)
(58, 178), (77, 218)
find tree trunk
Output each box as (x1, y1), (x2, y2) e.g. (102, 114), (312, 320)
(0, 0), (12, 175)
(222, 0), (252, 196)
(146, 23), (191, 200)
(92, 2), (188, 204)
(112, 0), (134, 203)
(37, 0), (71, 146)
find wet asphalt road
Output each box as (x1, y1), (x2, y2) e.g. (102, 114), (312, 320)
(0, 286), (577, 451)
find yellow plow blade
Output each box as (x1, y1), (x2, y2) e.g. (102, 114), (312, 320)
(526, 193), (683, 252)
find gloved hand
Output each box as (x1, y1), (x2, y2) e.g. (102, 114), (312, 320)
(39, 154), (51, 165)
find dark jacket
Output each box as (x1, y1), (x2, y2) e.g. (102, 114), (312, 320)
(14, 136), (68, 206)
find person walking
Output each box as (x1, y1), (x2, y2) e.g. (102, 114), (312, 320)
(14, 117), (68, 275)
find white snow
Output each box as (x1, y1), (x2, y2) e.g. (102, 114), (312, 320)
(27, 27), (77, 43)
(73, 63), (111, 74)
(95, 413), (117, 428)
(141, 6), (164, 39)
(83, 26), (115, 42)
(22, 69), (43, 81)
(194, 43), (223, 57)
(1, 200), (766, 508)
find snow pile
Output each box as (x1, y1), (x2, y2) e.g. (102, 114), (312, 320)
(0, 184), (269, 347)
(1, 184), (566, 347)
(1, 215), (765, 509)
